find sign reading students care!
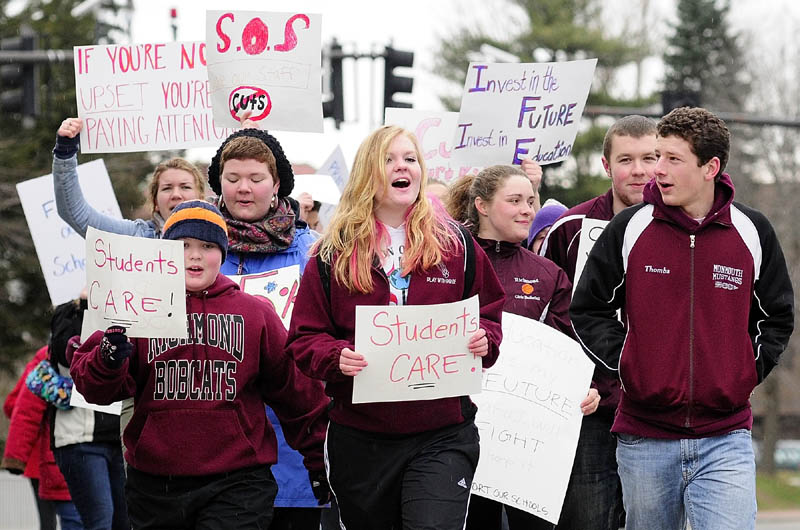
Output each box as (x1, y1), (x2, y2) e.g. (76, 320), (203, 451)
(74, 41), (237, 153)
(84, 227), (187, 339)
(471, 313), (594, 524)
(16, 160), (122, 306)
(453, 59), (596, 168)
(352, 296), (482, 403)
(206, 10), (323, 131)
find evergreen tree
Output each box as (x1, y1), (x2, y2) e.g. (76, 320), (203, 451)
(434, 0), (657, 206)
(0, 0), (152, 374)
(663, 0), (750, 112)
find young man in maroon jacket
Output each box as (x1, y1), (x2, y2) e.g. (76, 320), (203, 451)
(570, 107), (794, 530)
(538, 115), (657, 530)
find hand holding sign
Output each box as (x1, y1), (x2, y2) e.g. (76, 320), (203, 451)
(206, 10), (323, 132)
(340, 347), (367, 376)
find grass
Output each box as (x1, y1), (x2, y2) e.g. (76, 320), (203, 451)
(757, 471), (800, 511)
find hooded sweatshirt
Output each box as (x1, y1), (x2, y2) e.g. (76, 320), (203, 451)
(570, 174), (794, 438)
(70, 274), (328, 476)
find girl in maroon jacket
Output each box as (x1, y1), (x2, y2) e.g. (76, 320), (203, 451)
(446, 165), (600, 530)
(285, 125), (505, 530)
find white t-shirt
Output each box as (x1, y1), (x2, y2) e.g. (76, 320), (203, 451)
(381, 224), (410, 306)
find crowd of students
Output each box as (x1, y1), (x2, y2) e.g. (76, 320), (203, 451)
(2, 105), (794, 530)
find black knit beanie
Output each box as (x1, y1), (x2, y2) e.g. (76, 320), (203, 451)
(207, 129), (294, 198)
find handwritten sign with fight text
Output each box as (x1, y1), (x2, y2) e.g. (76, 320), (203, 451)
(206, 10), (322, 131)
(74, 42), (237, 153)
(227, 265), (300, 330)
(85, 227), (187, 338)
(471, 313), (594, 524)
(352, 296), (481, 403)
(384, 108), (481, 183)
(16, 160), (122, 306)
(453, 59), (596, 168)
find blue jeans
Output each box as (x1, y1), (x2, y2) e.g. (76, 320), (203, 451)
(54, 501), (84, 530)
(54, 442), (129, 530)
(556, 413), (622, 529)
(616, 429), (756, 530)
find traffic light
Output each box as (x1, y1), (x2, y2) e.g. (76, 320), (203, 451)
(383, 46), (413, 110)
(0, 32), (38, 121)
(661, 90), (701, 114)
(322, 40), (344, 129)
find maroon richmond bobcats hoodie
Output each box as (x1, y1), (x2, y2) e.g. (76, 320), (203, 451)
(71, 274), (328, 477)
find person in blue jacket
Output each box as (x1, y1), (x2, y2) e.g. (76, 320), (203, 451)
(206, 126), (327, 530)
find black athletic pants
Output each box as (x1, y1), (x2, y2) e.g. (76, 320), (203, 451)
(326, 420), (480, 530)
(125, 464), (277, 530)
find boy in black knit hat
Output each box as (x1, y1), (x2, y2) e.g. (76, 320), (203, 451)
(70, 199), (330, 530)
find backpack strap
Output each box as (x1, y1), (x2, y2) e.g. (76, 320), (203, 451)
(449, 220), (476, 299)
(316, 253), (332, 304)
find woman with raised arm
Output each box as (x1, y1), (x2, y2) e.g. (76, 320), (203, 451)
(53, 118), (207, 238)
(285, 125), (505, 530)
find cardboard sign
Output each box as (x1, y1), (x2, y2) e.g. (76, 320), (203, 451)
(471, 313), (594, 524)
(74, 42), (237, 153)
(318, 145), (349, 192)
(84, 227), (187, 338)
(453, 59), (596, 168)
(352, 296), (482, 404)
(206, 10), (323, 131)
(290, 174), (341, 205)
(573, 218), (609, 293)
(16, 160), (123, 306)
(227, 265), (300, 330)
(384, 108), (481, 183)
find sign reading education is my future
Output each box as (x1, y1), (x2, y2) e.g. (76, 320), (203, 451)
(453, 59), (596, 168)
(206, 10), (322, 131)
(16, 160), (122, 306)
(352, 296), (482, 404)
(84, 227), (187, 339)
(74, 41), (237, 153)
(471, 313), (594, 524)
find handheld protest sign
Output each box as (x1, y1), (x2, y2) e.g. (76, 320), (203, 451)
(84, 227), (187, 338)
(573, 218), (609, 294)
(453, 59), (596, 168)
(291, 174), (341, 205)
(74, 42), (236, 153)
(352, 296), (482, 403)
(227, 265), (300, 329)
(16, 160), (122, 306)
(206, 10), (323, 132)
(471, 312), (594, 524)
(385, 108), (481, 183)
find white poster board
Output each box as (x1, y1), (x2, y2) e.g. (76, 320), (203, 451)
(290, 174), (341, 205)
(352, 296), (482, 403)
(84, 227), (187, 338)
(74, 42), (237, 153)
(227, 265), (300, 330)
(453, 59), (596, 168)
(471, 312), (594, 524)
(573, 218), (609, 294)
(16, 160), (122, 306)
(319, 145), (349, 192)
(206, 10), (322, 131)
(384, 108), (481, 183)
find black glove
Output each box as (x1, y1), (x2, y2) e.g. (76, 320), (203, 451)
(309, 470), (331, 505)
(100, 326), (132, 369)
(53, 133), (80, 160)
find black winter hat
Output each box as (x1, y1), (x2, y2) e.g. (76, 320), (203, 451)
(207, 128), (294, 198)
